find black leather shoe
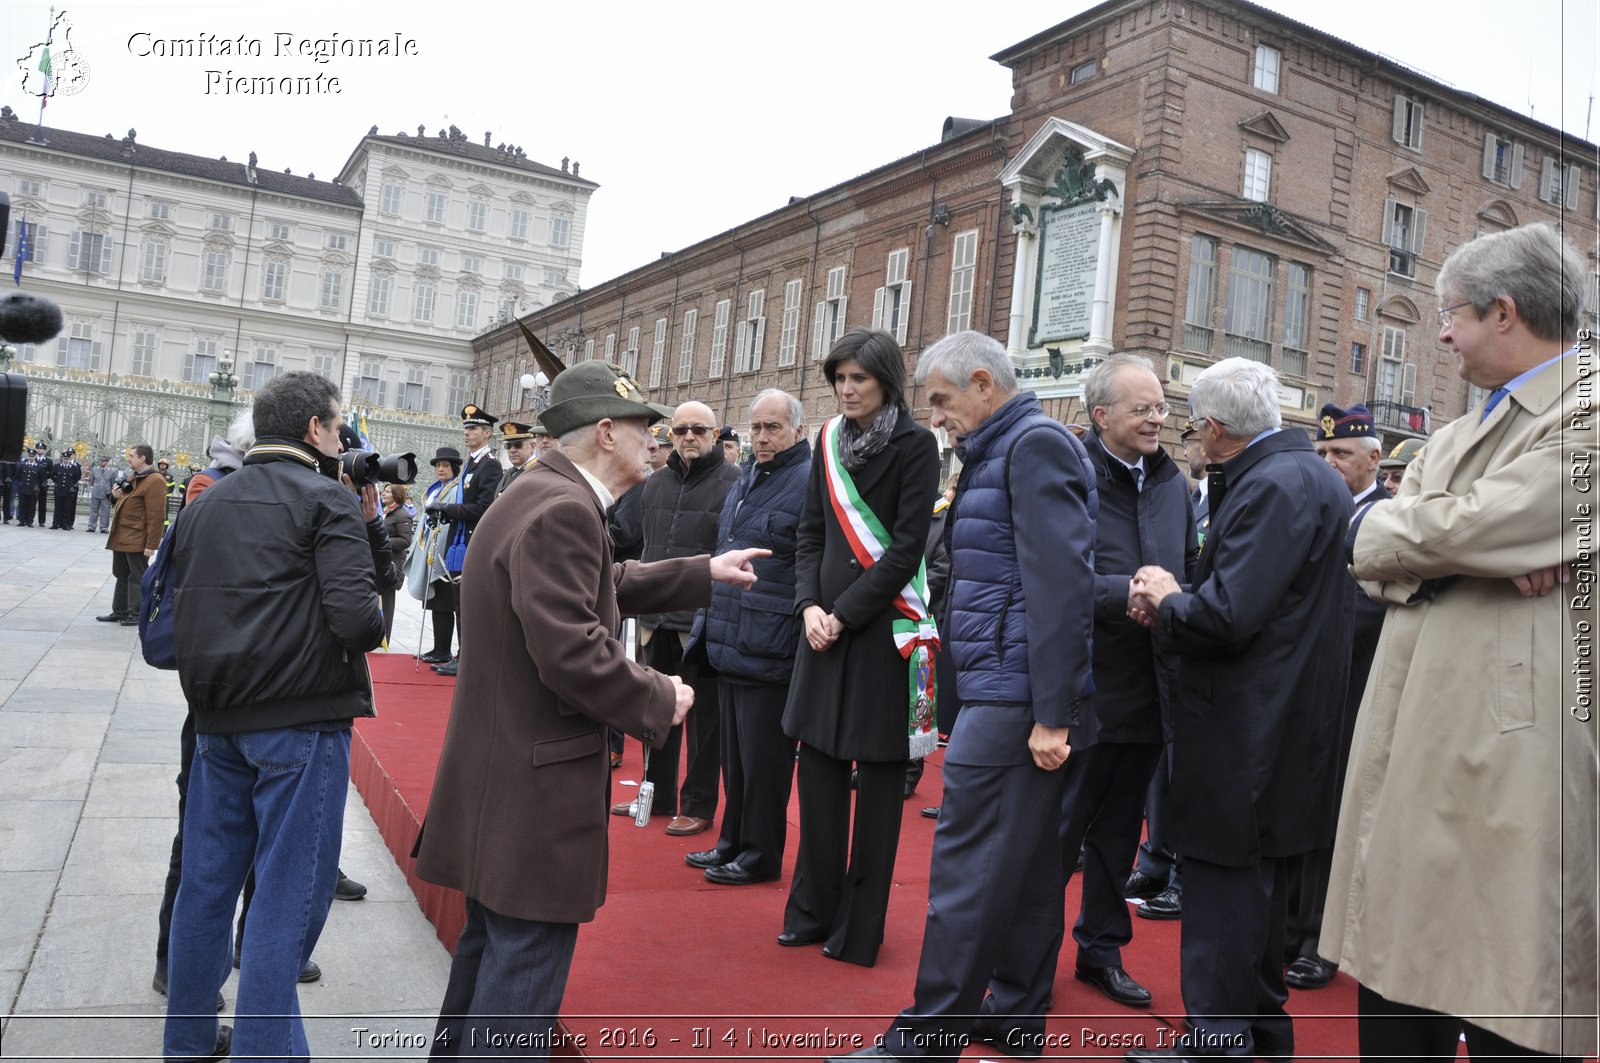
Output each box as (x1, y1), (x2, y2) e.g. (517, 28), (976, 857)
(776, 929), (823, 947)
(824, 1046), (895, 1062)
(704, 863), (778, 885)
(432, 659), (459, 676)
(95, 612), (127, 623)
(119, 617), (140, 626)
(684, 848), (729, 869)
(151, 966), (225, 1011)
(920, 806), (939, 819)
(1075, 963), (1152, 1007)
(971, 1016), (1045, 1059)
(334, 870), (367, 900)
(1124, 869), (1166, 899)
(1284, 954), (1336, 989)
(418, 650), (449, 664)
(170, 1023), (233, 1063)
(298, 959), (322, 983)
(1136, 885), (1182, 920)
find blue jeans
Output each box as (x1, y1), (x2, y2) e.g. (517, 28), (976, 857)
(163, 726), (350, 1063)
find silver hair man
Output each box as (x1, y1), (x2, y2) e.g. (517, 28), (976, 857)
(1187, 357), (1282, 439)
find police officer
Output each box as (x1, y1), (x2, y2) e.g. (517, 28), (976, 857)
(424, 405), (504, 676)
(14, 445), (44, 527)
(86, 456), (116, 532)
(51, 449), (83, 529)
(495, 419), (540, 498)
(31, 444), (53, 527)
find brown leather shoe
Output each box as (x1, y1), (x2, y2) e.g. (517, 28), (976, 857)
(610, 751), (623, 770)
(609, 801), (634, 817)
(664, 815), (710, 836)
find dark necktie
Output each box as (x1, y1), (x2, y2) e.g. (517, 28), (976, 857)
(1206, 464), (1227, 523)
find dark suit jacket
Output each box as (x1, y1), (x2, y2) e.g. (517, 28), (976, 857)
(783, 408), (939, 761)
(1155, 429), (1354, 865)
(415, 451), (711, 923)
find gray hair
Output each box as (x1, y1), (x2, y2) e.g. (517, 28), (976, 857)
(227, 407), (256, 452)
(1437, 222), (1588, 343)
(750, 388), (804, 429)
(914, 330), (1018, 394)
(1082, 353), (1158, 413)
(1188, 357), (1282, 438)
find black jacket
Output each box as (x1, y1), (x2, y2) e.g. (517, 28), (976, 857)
(1155, 429), (1354, 864)
(782, 409), (940, 761)
(638, 447), (740, 631)
(171, 438), (390, 735)
(607, 480), (646, 563)
(1084, 431), (1198, 744)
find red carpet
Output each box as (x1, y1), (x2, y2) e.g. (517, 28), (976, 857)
(357, 653), (1365, 1060)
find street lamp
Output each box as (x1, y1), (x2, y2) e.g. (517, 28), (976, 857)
(520, 371), (550, 414)
(208, 353), (239, 438)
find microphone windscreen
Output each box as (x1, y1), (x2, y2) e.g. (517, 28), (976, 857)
(0, 291), (64, 345)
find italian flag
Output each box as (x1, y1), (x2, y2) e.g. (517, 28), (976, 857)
(38, 46), (53, 107)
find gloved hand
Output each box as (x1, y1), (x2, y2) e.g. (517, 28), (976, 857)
(424, 501), (452, 522)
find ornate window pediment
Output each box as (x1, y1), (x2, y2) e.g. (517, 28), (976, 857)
(1182, 200), (1337, 254)
(1377, 295), (1421, 323)
(1386, 167), (1431, 196)
(1477, 199), (1518, 230)
(1238, 111), (1290, 143)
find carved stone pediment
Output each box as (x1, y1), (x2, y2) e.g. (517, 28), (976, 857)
(1183, 200), (1337, 254)
(1385, 166), (1431, 196)
(1238, 111), (1290, 143)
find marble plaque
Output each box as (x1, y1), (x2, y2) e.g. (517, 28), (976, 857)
(1030, 201), (1101, 346)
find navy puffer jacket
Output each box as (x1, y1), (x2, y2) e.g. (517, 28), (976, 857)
(694, 439), (811, 684)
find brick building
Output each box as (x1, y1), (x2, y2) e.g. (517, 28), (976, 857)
(478, 0), (1598, 454)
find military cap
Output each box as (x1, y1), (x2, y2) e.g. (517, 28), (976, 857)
(717, 424), (739, 444)
(538, 362), (674, 438)
(501, 420), (537, 442)
(1378, 438), (1425, 469)
(461, 404), (499, 429)
(530, 420), (552, 438)
(652, 424), (672, 445)
(1316, 402), (1375, 441)
(1179, 420), (1200, 442)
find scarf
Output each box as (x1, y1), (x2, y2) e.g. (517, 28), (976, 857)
(836, 404), (901, 472)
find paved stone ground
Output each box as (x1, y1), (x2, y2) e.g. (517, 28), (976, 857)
(0, 519), (451, 1061)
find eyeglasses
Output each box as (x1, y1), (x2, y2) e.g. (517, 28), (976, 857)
(1121, 402), (1171, 420)
(671, 425), (712, 437)
(1438, 301), (1473, 326)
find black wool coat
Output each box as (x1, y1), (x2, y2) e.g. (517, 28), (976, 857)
(782, 408), (940, 762)
(1154, 428), (1354, 865)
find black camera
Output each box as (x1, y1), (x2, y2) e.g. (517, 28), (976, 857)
(339, 448), (418, 487)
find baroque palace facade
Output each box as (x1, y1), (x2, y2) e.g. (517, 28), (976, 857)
(1, 108), (594, 461)
(479, 0), (1597, 456)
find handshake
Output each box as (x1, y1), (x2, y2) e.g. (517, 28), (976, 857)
(1127, 565), (1182, 629)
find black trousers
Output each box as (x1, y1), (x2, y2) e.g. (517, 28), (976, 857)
(1057, 741), (1163, 968)
(52, 488), (78, 528)
(111, 550), (149, 616)
(641, 631), (720, 820)
(710, 680), (796, 877)
(433, 897), (579, 1061)
(1135, 743), (1182, 890)
(16, 491), (34, 524)
(1178, 854), (1292, 1057)
(1, 480), (11, 520)
(1283, 844), (1333, 962)
(1357, 984), (1577, 1061)
(782, 746), (903, 967)
(32, 489), (47, 526)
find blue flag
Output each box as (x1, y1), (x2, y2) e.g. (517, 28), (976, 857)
(13, 218), (30, 286)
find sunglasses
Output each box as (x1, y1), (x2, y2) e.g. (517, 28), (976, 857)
(671, 425), (712, 437)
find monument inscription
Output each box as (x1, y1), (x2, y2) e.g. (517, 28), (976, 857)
(1030, 201), (1102, 346)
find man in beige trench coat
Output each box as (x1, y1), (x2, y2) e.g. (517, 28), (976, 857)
(1325, 222), (1598, 1060)
(414, 361), (766, 1060)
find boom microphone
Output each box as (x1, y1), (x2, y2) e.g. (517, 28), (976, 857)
(0, 290), (64, 345)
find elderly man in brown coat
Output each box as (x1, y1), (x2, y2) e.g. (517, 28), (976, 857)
(415, 360), (766, 1060)
(96, 442), (167, 625)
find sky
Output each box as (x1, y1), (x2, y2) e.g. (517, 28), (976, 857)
(3, 0), (1596, 287)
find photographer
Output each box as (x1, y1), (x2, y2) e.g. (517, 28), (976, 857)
(95, 445), (166, 625)
(161, 371), (390, 1061)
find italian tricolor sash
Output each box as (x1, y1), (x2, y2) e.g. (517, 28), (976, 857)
(820, 416), (941, 759)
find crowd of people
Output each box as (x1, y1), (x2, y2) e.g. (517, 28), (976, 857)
(66, 220), (1591, 1061)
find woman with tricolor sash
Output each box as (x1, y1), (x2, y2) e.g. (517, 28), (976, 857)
(778, 328), (940, 968)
